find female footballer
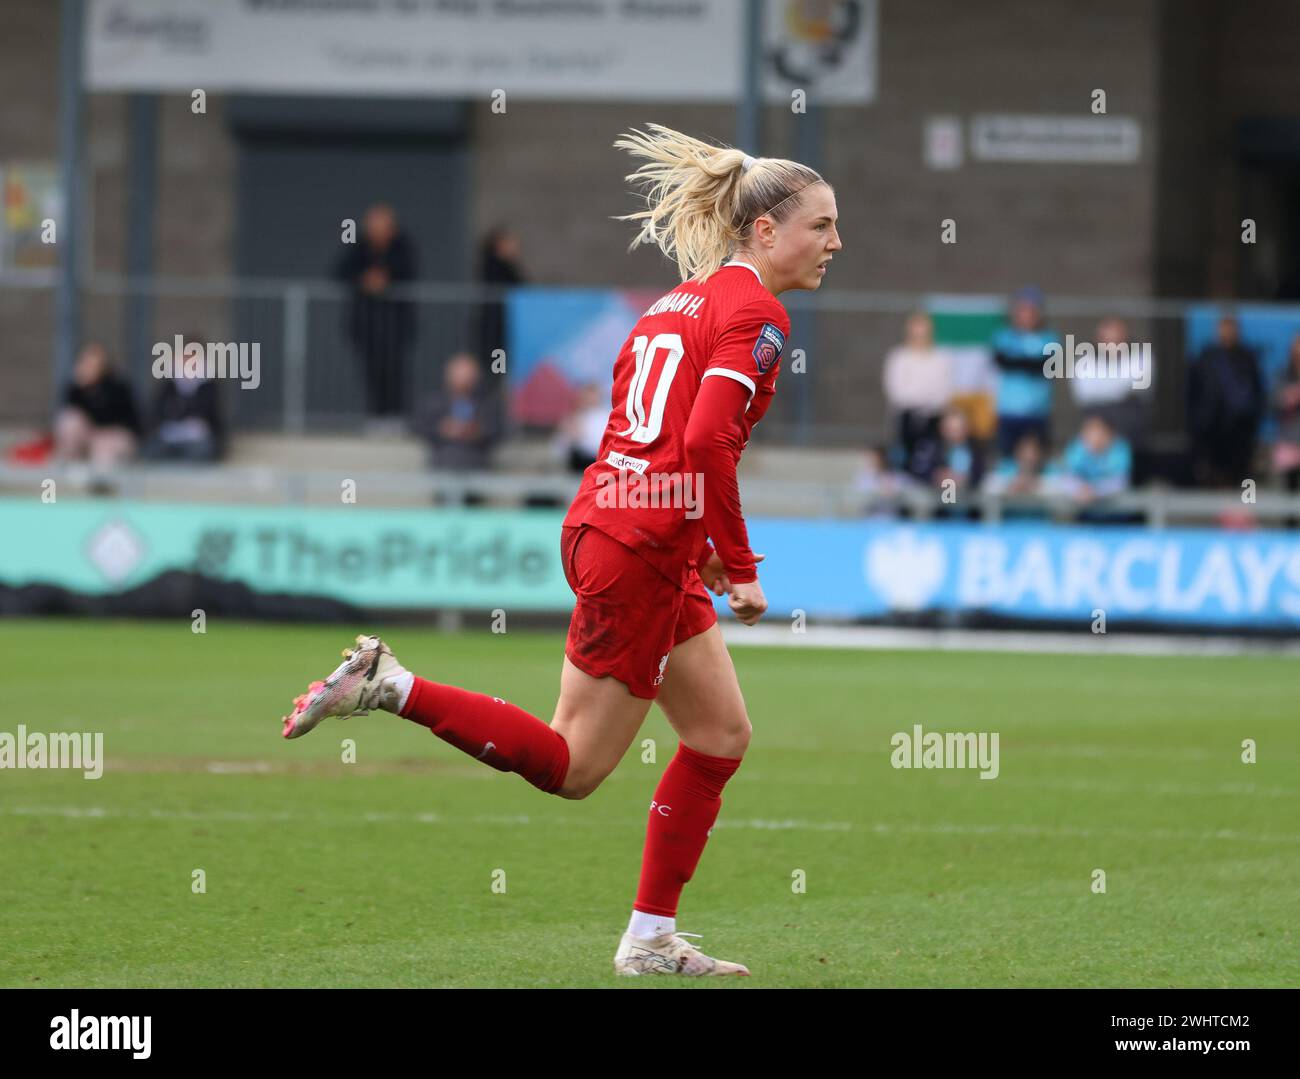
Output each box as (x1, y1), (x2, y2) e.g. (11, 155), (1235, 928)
(280, 123), (841, 977)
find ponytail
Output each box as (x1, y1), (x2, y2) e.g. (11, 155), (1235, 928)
(612, 122), (824, 283)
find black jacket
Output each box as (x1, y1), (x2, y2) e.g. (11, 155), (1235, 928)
(64, 374), (141, 434)
(151, 379), (224, 448)
(335, 234), (418, 350)
(1189, 343), (1264, 435)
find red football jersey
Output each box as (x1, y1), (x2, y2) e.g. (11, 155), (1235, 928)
(562, 259), (790, 587)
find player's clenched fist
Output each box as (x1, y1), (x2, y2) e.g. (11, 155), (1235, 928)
(727, 579), (768, 625)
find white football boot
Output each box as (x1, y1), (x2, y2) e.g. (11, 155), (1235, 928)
(613, 931), (750, 977)
(281, 634), (408, 740)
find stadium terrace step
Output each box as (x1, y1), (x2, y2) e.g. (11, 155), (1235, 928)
(739, 446), (864, 483)
(225, 433), (428, 471)
(491, 437), (567, 473)
(227, 434), (567, 474)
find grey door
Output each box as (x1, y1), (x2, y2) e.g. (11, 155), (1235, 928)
(227, 97), (471, 430)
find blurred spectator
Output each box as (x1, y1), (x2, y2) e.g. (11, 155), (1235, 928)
(335, 202), (417, 423)
(556, 381), (608, 473)
(413, 352), (502, 471)
(1272, 333), (1300, 490)
(144, 343), (224, 463)
(1069, 316), (1151, 447)
(982, 430), (1053, 519)
(947, 344), (998, 446)
(1188, 314), (1264, 487)
(939, 318), (998, 448)
(983, 431), (1048, 497)
(854, 445), (912, 517)
(933, 407), (984, 494)
(855, 445), (904, 494)
(991, 286), (1057, 457)
(475, 225), (526, 366)
(883, 311), (952, 479)
(1055, 413), (1132, 505)
(54, 342), (140, 468)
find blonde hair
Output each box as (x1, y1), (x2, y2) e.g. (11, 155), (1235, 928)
(612, 123), (825, 283)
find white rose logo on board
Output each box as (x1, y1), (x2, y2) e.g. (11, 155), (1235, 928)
(85, 519), (146, 586)
(864, 529), (946, 611)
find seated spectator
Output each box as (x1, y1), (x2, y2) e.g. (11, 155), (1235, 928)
(992, 286), (1058, 458)
(933, 407), (984, 492)
(984, 431), (1047, 497)
(882, 311), (952, 479)
(556, 381), (608, 473)
(413, 352), (502, 471)
(854, 444), (912, 517)
(983, 431), (1053, 519)
(54, 341), (140, 469)
(929, 408), (984, 519)
(1070, 316), (1152, 447)
(1055, 413), (1132, 510)
(144, 341), (223, 463)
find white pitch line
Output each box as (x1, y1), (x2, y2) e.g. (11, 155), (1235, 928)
(720, 623), (1300, 657)
(0, 804), (850, 832)
(867, 821), (1300, 845)
(995, 777), (1298, 800)
(205, 761), (274, 774)
(0, 805), (1293, 843)
(709, 818), (852, 831)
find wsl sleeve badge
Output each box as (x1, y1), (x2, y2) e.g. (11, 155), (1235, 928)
(752, 322), (785, 375)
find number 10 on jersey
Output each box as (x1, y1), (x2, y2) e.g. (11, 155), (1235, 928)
(618, 333), (685, 444)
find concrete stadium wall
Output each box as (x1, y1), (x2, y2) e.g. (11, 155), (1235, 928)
(3, 0), (1299, 437)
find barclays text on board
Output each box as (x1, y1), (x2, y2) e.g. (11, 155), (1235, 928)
(748, 520), (1300, 628)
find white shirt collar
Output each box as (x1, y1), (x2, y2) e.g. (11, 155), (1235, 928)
(722, 258), (765, 287)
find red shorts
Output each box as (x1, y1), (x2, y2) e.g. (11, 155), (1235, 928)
(561, 523), (718, 699)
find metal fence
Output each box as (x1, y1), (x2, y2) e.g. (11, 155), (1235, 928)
(81, 276), (485, 436)
(22, 273), (1283, 454)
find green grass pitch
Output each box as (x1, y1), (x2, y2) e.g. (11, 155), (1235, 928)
(1, 618), (1295, 988)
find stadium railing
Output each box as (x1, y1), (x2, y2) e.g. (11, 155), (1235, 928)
(41, 272), (1238, 450)
(3, 460), (1299, 528)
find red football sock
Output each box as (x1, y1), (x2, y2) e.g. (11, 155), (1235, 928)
(633, 741), (743, 918)
(399, 676), (570, 794)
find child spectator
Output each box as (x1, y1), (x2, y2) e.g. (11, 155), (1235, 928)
(984, 430), (1048, 497)
(982, 431), (1053, 519)
(1055, 414), (1133, 519)
(933, 407), (984, 492)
